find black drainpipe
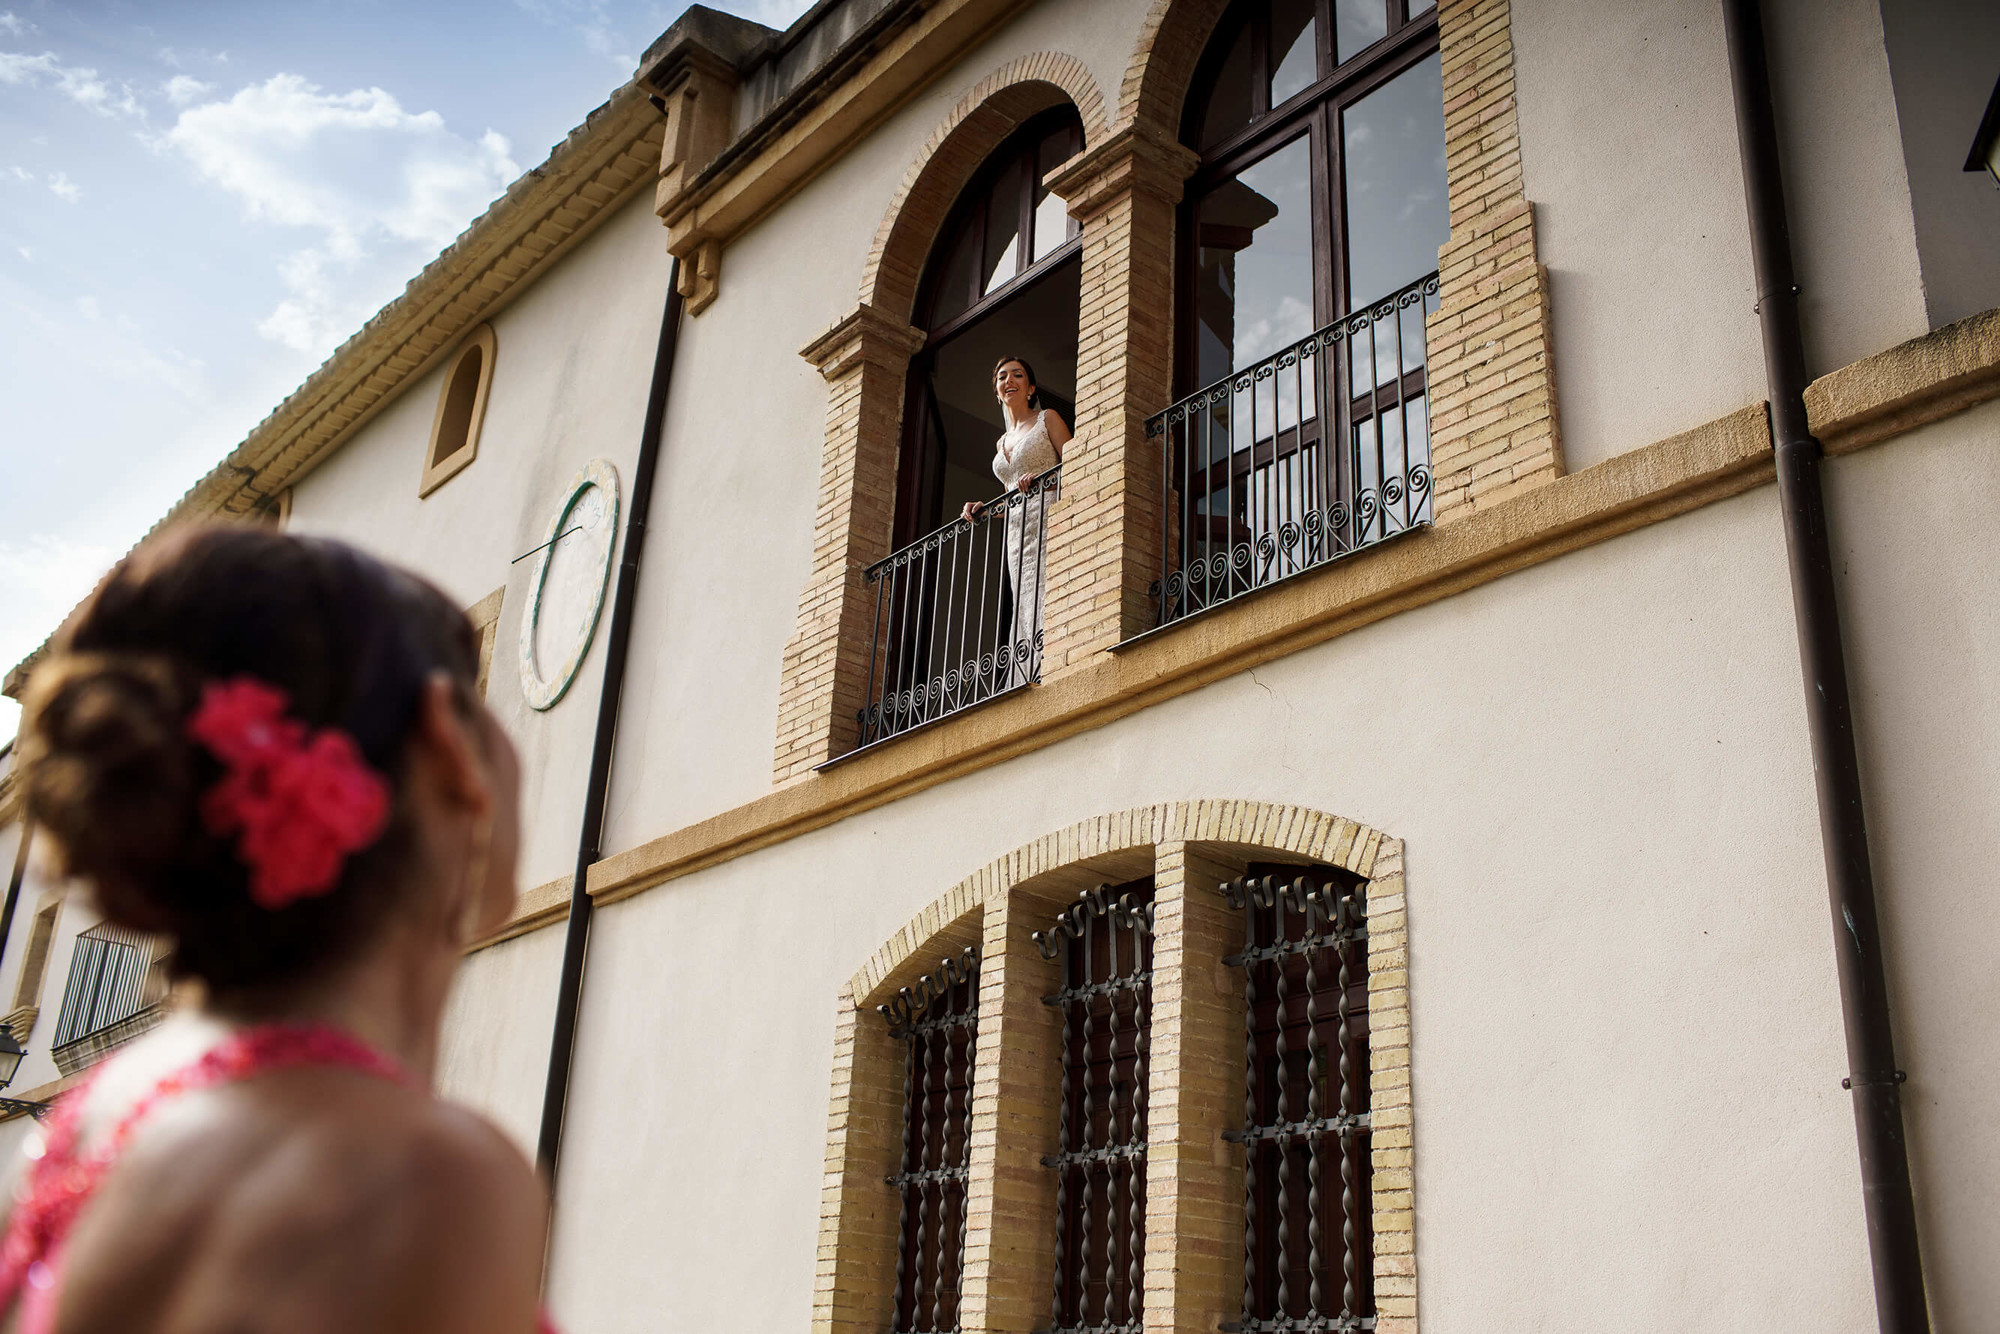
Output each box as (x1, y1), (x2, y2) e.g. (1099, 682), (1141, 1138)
(0, 818), (31, 976)
(1720, 2), (1929, 1329)
(536, 251), (686, 1184)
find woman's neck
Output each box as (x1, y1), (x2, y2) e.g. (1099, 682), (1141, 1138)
(203, 920), (454, 1082)
(1003, 401), (1036, 429)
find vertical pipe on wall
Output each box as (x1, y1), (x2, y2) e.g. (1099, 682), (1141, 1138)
(0, 818), (32, 977)
(1719, 3), (1930, 1329)
(536, 253), (685, 1186)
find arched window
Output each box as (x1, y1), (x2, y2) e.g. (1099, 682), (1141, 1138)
(1153, 1), (1445, 627)
(853, 107), (1084, 751)
(420, 324), (496, 496)
(898, 107), (1084, 546)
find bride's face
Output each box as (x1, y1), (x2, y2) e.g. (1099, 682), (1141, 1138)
(994, 361), (1033, 410)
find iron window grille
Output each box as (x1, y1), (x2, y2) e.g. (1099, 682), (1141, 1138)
(51, 922), (160, 1050)
(1221, 867), (1374, 1334)
(1032, 880), (1156, 1334)
(879, 946), (982, 1334)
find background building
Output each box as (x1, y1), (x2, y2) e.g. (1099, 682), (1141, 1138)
(3, 0), (1998, 1330)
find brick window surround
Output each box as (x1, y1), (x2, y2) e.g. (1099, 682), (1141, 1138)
(814, 801), (1420, 1334)
(771, 0), (1559, 782)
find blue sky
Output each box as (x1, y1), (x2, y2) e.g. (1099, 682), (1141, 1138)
(0, 0), (808, 735)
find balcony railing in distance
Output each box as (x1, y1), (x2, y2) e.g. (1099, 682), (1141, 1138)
(846, 468), (1059, 757)
(1141, 272), (1440, 636)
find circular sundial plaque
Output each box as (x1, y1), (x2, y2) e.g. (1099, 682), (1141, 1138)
(519, 458), (620, 711)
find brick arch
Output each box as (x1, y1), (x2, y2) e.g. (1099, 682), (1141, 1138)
(816, 798), (1414, 1334)
(857, 50), (1110, 324)
(846, 798), (1394, 1010)
(1116, 0), (1234, 137)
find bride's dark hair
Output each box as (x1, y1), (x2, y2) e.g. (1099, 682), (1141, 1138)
(993, 355), (1041, 411)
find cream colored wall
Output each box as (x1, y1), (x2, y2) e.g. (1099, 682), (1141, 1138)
(1511, 0), (1924, 471)
(289, 194), (674, 898)
(1764, 0), (1925, 376)
(600, 0), (1151, 850)
(436, 918), (569, 1157)
(1510, 0), (1762, 472)
(1823, 397), (2000, 1330)
(541, 482), (1928, 1333)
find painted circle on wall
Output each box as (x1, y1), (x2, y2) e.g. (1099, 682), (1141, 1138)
(520, 458), (620, 711)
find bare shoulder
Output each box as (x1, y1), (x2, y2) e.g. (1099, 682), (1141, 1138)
(192, 1083), (547, 1333)
(1044, 409), (1073, 447)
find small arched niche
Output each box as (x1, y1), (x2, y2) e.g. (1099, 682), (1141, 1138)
(419, 324), (497, 496)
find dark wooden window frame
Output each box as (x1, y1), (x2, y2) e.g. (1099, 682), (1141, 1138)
(1175, 0), (1441, 400)
(896, 107), (1085, 549)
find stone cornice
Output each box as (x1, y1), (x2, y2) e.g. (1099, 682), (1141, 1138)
(799, 302), (927, 379)
(658, 0), (1032, 255)
(1044, 122), (1199, 220)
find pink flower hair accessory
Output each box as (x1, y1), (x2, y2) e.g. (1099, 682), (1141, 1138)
(185, 677), (392, 909)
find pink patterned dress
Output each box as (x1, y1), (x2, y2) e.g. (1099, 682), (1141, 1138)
(0, 1024), (558, 1334)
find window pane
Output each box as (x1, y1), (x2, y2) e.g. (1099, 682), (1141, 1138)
(1410, 0), (1437, 13)
(1269, 0), (1318, 107)
(1194, 134), (1315, 387)
(1334, 0), (1389, 65)
(1341, 53), (1446, 310)
(1198, 20), (1254, 149)
(982, 155), (1023, 294)
(1031, 126), (1078, 262)
(930, 213), (980, 326)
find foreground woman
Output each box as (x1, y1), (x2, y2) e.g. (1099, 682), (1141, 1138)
(6, 526), (551, 1332)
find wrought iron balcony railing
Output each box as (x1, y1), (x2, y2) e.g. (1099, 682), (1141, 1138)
(1142, 272), (1440, 635)
(851, 469), (1059, 754)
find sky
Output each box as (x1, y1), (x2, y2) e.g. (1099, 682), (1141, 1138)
(0, 0), (811, 737)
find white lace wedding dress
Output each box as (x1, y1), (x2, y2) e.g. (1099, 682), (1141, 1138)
(992, 408), (1061, 684)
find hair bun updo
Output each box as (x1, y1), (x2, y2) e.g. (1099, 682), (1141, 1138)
(18, 524), (482, 994)
(20, 653), (201, 935)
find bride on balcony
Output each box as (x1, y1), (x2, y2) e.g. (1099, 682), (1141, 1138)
(961, 356), (1071, 684)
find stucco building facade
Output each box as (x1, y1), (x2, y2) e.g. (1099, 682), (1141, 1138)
(3, 0), (1998, 1329)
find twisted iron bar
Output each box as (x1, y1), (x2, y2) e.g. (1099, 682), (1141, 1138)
(1219, 872), (1374, 1333)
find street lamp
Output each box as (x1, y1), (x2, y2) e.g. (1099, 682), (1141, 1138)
(1967, 74), (2000, 189)
(0, 1029), (49, 1121)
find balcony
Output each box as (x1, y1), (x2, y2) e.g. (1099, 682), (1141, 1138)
(848, 469), (1060, 755)
(1140, 272), (1440, 635)
(51, 923), (167, 1077)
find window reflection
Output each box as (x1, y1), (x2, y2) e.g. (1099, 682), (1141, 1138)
(1194, 135), (1315, 391)
(1341, 52), (1446, 311)
(1269, 0), (1317, 108)
(1334, 0), (1389, 65)
(1199, 20), (1255, 150)
(1031, 126), (1078, 263)
(983, 156), (1023, 294)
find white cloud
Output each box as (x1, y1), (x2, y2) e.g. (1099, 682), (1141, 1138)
(162, 74), (517, 356)
(0, 49), (144, 118)
(0, 12), (27, 36)
(163, 74), (214, 106)
(15, 245), (29, 261)
(8, 165), (31, 182)
(46, 170), (78, 202)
